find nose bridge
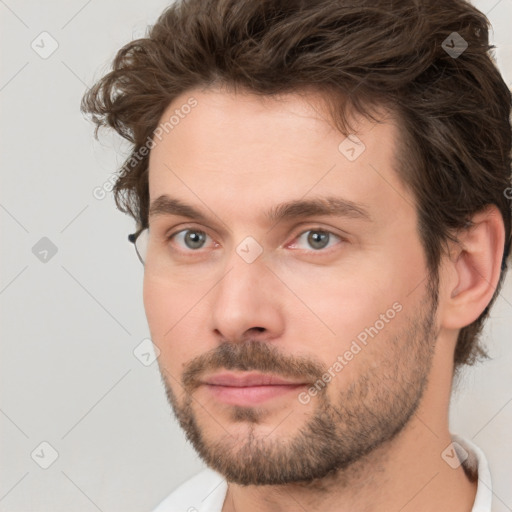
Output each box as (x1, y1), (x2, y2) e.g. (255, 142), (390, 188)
(216, 247), (269, 311)
(210, 243), (283, 339)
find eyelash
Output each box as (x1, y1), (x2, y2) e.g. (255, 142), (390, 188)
(165, 226), (345, 255)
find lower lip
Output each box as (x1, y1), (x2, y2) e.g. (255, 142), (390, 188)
(204, 384), (306, 406)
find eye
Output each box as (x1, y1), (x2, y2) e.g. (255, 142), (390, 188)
(166, 226), (344, 254)
(289, 229), (343, 251)
(169, 229), (213, 250)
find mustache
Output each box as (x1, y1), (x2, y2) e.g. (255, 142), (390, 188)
(182, 340), (326, 392)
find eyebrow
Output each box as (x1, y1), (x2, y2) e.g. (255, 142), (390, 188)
(148, 194), (371, 224)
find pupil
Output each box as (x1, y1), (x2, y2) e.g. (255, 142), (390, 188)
(308, 231), (329, 249)
(185, 231), (205, 249)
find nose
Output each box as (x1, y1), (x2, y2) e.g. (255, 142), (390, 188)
(209, 252), (285, 344)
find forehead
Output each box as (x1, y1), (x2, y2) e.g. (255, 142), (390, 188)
(150, 86), (386, 161)
(147, 87), (413, 227)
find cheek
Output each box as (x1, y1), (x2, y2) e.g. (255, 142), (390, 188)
(278, 261), (402, 343)
(275, 256), (416, 385)
(143, 274), (170, 338)
(143, 274), (190, 372)
(143, 272), (217, 382)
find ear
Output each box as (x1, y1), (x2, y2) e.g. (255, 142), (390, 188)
(440, 205), (505, 330)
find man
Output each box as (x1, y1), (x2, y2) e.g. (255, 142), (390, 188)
(81, 0), (511, 510)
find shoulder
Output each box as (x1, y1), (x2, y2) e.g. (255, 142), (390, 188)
(151, 467), (228, 512)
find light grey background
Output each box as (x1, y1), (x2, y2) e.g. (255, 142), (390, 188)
(1, 1), (511, 511)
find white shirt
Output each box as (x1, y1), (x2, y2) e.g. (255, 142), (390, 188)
(152, 434), (492, 512)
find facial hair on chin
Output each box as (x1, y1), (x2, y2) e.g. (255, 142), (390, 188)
(161, 282), (438, 486)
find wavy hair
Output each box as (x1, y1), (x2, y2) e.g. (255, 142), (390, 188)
(81, 0), (512, 370)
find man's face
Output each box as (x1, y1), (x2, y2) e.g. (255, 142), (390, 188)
(143, 87), (439, 485)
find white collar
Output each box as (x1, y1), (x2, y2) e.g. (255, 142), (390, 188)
(451, 434), (492, 512)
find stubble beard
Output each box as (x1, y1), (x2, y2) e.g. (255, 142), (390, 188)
(160, 280), (438, 486)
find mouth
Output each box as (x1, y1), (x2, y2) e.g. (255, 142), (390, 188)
(201, 372), (309, 406)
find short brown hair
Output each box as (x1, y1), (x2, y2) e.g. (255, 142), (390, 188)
(81, 0), (512, 370)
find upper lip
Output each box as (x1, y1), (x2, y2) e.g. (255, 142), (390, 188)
(202, 372), (307, 387)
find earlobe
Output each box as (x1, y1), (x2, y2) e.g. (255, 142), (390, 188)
(442, 205), (505, 330)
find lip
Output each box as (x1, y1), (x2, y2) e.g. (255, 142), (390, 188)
(201, 372), (308, 406)
(203, 372), (306, 387)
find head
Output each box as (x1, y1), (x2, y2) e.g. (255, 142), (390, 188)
(82, 0), (511, 486)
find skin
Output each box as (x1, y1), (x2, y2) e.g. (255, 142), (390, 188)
(143, 86), (504, 512)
